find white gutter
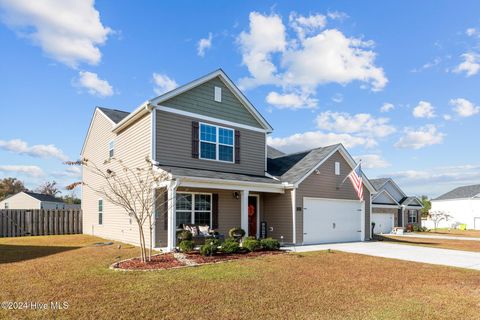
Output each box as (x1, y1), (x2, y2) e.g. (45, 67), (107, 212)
(112, 101), (153, 133)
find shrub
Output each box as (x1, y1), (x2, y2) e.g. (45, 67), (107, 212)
(413, 225), (428, 232)
(260, 238), (280, 251)
(179, 240), (194, 253)
(177, 229), (193, 241)
(242, 238), (261, 252)
(200, 238), (220, 256)
(221, 238), (240, 254)
(228, 227), (245, 239)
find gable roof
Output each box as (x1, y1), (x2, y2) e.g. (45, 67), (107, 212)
(24, 192), (65, 203)
(370, 178), (390, 191)
(98, 107), (130, 124)
(433, 184), (480, 201)
(119, 69), (272, 133)
(401, 196), (423, 207)
(267, 145), (286, 159)
(372, 189), (400, 206)
(266, 144), (376, 193)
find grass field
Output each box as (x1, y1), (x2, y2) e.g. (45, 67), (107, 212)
(381, 235), (480, 253)
(418, 229), (480, 238)
(1, 235), (480, 320)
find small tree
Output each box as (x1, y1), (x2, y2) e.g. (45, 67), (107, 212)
(66, 156), (170, 263)
(429, 210), (453, 230)
(0, 177), (27, 200)
(36, 181), (61, 196)
(420, 195), (431, 218)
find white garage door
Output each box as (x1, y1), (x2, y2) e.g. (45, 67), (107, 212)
(303, 198), (363, 244)
(371, 213), (394, 234)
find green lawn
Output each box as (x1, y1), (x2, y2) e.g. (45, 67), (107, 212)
(1, 235), (480, 320)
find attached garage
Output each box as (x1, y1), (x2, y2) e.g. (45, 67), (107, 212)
(303, 198), (364, 244)
(371, 213), (394, 234)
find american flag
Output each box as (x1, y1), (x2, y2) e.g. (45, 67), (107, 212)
(347, 163), (363, 201)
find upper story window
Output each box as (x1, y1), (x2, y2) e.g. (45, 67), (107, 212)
(214, 86), (222, 102)
(200, 123), (234, 163)
(98, 199), (103, 225)
(335, 162), (340, 175)
(4, 202), (8, 209)
(108, 140), (115, 158)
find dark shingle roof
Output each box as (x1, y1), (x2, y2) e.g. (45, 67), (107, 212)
(158, 165), (281, 184)
(400, 196), (422, 206)
(267, 144), (340, 183)
(434, 184), (480, 201)
(98, 107), (130, 124)
(266, 146), (286, 159)
(370, 178), (390, 191)
(24, 192), (65, 203)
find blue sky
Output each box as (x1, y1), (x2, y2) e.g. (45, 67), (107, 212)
(1, 0), (480, 197)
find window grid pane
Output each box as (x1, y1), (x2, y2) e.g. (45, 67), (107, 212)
(200, 142), (216, 160)
(219, 145), (233, 162)
(218, 128), (233, 145)
(200, 124), (216, 143)
(194, 211), (210, 226)
(176, 211), (192, 227)
(98, 200), (103, 212)
(194, 194), (211, 211)
(176, 194), (192, 210)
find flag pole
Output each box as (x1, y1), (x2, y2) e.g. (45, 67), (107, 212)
(337, 160), (361, 190)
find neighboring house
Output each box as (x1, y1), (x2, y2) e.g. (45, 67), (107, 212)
(370, 178), (423, 234)
(430, 184), (480, 230)
(81, 69), (376, 251)
(0, 191), (79, 210)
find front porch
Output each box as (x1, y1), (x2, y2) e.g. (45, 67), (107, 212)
(153, 177), (286, 251)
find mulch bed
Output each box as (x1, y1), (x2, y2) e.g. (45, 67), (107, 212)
(185, 250), (285, 264)
(115, 253), (185, 270)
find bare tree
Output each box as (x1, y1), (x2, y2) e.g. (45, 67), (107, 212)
(36, 180), (61, 196)
(67, 156), (171, 262)
(429, 210), (453, 230)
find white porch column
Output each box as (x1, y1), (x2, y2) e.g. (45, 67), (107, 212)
(166, 184), (177, 251)
(240, 190), (249, 236)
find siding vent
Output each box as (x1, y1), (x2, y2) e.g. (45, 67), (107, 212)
(214, 86), (222, 102)
(335, 162), (340, 175)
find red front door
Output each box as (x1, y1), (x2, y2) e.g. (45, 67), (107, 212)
(248, 196), (257, 237)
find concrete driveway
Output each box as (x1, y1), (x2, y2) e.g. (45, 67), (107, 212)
(283, 241), (480, 270)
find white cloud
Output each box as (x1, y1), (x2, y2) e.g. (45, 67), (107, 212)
(0, 0), (112, 68)
(152, 73), (178, 95)
(394, 125), (445, 149)
(237, 12), (286, 88)
(267, 131), (376, 153)
(316, 111), (396, 138)
(411, 57), (441, 73)
(237, 11), (387, 95)
(449, 98), (480, 117)
(380, 102), (394, 113)
(0, 165), (44, 177)
(443, 114), (452, 121)
(0, 139), (68, 160)
(197, 32), (212, 57)
(466, 28), (478, 37)
(266, 91), (317, 109)
(453, 53), (480, 76)
(327, 11), (349, 20)
(289, 12), (327, 39)
(353, 154), (390, 169)
(412, 100), (436, 118)
(51, 166), (81, 178)
(331, 93), (343, 103)
(75, 71), (113, 97)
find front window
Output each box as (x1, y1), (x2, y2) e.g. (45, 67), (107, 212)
(408, 210), (417, 223)
(176, 193), (212, 227)
(108, 140), (115, 158)
(199, 123), (234, 162)
(98, 199), (103, 225)
(4, 202), (8, 209)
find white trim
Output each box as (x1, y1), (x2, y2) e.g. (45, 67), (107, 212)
(149, 69), (273, 132)
(264, 133), (268, 173)
(293, 144), (377, 194)
(199, 122), (235, 163)
(81, 108), (115, 156)
(176, 192), (213, 228)
(379, 179), (407, 199)
(291, 188), (297, 244)
(361, 200), (365, 241)
(178, 179), (284, 193)
(156, 105), (268, 133)
(368, 191), (372, 240)
(112, 102), (153, 133)
(240, 190), (249, 237)
(372, 189), (400, 206)
(303, 196), (362, 203)
(402, 197), (423, 207)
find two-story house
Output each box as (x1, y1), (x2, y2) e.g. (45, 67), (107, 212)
(370, 178), (423, 234)
(81, 69), (377, 251)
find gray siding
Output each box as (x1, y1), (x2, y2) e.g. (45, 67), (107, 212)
(296, 151), (371, 244)
(156, 110), (266, 176)
(262, 190), (294, 243)
(161, 77), (263, 128)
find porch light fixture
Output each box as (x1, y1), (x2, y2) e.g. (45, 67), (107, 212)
(233, 191), (240, 199)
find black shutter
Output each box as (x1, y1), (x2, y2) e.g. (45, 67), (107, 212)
(212, 194), (219, 229)
(163, 190), (169, 230)
(192, 121), (199, 159)
(234, 130), (240, 164)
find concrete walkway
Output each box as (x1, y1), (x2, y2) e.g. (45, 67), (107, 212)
(392, 233), (480, 241)
(283, 241), (480, 270)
